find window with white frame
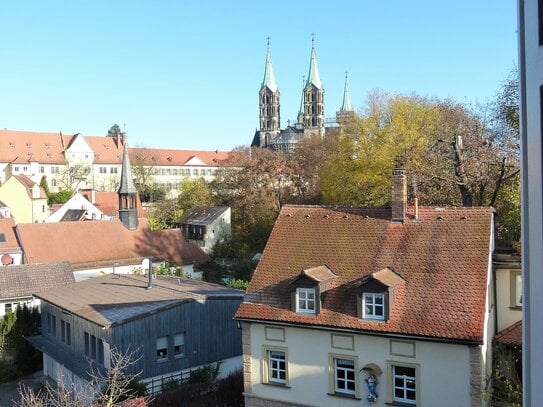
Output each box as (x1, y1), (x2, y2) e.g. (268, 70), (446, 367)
(268, 350), (287, 384)
(262, 346), (288, 386)
(363, 292), (385, 320)
(334, 357), (356, 395)
(392, 365), (417, 405)
(157, 336), (168, 361)
(296, 287), (316, 313)
(110, 167), (118, 174)
(174, 333), (185, 357)
(99, 167), (107, 174)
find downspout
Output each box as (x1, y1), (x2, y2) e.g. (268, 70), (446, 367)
(492, 267), (498, 336)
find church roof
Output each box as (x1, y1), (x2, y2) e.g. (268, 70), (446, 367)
(261, 43), (278, 93)
(118, 140), (138, 195)
(306, 45), (322, 89)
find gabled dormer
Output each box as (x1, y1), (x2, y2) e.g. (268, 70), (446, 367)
(356, 268), (404, 322)
(290, 265), (337, 315)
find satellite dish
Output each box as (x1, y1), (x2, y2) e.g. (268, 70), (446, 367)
(1, 254), (13, 266)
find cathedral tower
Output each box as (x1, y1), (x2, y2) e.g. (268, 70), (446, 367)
(118, 136), (138, 230)
(336, 72), (355, 123)
(301, 38), (325, 137)
(257, 39), (280, 147)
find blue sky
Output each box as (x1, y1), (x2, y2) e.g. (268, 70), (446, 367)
(0, 1), (518, 151)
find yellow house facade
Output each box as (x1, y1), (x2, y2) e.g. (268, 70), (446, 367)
(0, 175), (49, 224)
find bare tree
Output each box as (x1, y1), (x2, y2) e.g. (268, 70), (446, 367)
(17, 347), (151, 407)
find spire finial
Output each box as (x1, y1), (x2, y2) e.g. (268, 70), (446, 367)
(261, 39), (278, 92)
(311, 33), (315, 47)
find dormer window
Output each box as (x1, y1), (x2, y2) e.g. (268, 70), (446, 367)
(363, 293), (385, 320)
(296, 288), (316, 314)
(290, 265), (338, 315)
(357, 268), (405, 322)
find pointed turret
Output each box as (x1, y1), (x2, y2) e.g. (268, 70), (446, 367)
(306, 42), (322, 89)
(254, 38), (281, 148)
(118, 136), (138, 230)
(340, 73), (353, 112)
(336, 72), (355, 124)
(261, 42), (278, 93)
(301, 36), (325, 136)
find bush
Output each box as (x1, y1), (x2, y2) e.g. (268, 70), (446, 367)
(214, 369), (244, 406)
(225, 279), (249, 291)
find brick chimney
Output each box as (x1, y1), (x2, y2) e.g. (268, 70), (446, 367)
(391, 168), (407, 223)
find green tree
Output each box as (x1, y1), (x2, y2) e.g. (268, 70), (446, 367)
(177, 178), (216, 212)
(107, 123), (122, 138)
(147, 199), (183, 231)
(47, 189), (74, 205)
(321, 92), (438, 205)
(39, 175), (50, 197)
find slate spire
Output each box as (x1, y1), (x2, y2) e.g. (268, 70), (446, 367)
(261, 38), (278, 93)
(340, 72), (353, 112)
(118, 136), (138, 230)
(305, 36), (322, 89)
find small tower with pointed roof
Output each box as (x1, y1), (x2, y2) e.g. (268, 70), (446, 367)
(336, 72), (355, 123)
(257, 38), (280, 147)
(301, 36), (325, 137)
(118, 136), (138, 230)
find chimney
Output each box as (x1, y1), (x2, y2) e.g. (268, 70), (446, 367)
(391, 168), (407, 223)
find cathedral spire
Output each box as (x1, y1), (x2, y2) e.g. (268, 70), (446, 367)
(261, 37), (278, 93)
(340, 72), (353, 112)
(306, 35), (322, 89)
(118, 136), (138, 230)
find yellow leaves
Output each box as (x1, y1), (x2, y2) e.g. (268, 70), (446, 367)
(322, 92), (437, 206)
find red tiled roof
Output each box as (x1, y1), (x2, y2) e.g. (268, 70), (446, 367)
(79, 190), (144, 217)
(0, 129), (69, 164)
(15, 220), (210, 269)
(0, 218), (21, 253)
(129, 147), (230, 167)
(0, 129), (230, 166)
(235, 205), (494, 344)
(495, 320), (522, 346)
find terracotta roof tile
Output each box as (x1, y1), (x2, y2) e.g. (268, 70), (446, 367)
(0, 218), (21, 253)
(495, 320), (522, 346)
(130, 147), (230, 167)
(0, 130), (230, 166)
(15, 220), (210, 269)
(79, 190), (144, 217)
(235, 205), (494, 343)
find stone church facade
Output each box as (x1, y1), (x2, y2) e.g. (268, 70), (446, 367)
(251, 40), (355, 153)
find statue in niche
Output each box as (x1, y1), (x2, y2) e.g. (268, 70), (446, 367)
(365, 373), (378, 404)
